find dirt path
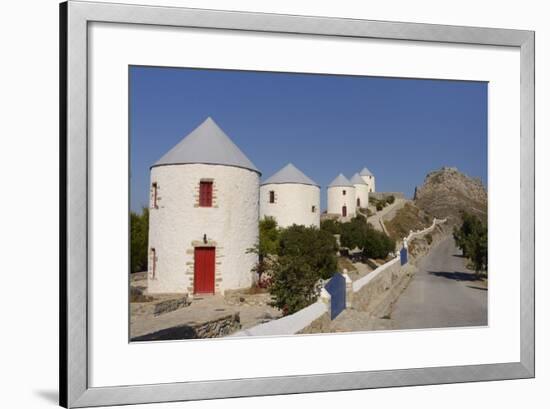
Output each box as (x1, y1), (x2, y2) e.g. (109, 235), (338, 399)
(368, 198), (407, 232)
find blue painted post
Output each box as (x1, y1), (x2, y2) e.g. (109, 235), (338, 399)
(324, 273), (346, 320)
(400, 247), (408, 265)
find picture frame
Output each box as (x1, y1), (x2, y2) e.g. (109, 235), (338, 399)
(60, 1), (534, 407)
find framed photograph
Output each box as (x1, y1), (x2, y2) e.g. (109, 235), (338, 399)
(60, 1), (534, 407)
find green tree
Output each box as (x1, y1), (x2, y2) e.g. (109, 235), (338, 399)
(338, 216), (394, 260)
(320, 218), (342, 235)
(267, 225), (338, 315)
(278, 225), (338, 280)
(130, 207), (149, 273)
(257, 217), (280, 256)
(268, 254), (322, 315)
(340, 216), (368, 250)
(453, 212), (488, 276)
(248, 217), (280, 283)
(362, 227), (395, 259)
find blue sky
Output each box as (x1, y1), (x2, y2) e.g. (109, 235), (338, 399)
(130, 66), (487, 212)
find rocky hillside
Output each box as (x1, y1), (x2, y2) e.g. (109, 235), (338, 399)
(413, 167), (487, 225)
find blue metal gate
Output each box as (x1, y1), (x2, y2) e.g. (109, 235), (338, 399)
(400, 247), (408, 265)
(325, 273), (346, 320)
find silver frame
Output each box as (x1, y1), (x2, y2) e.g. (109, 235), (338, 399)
(60, 1), (535, 407)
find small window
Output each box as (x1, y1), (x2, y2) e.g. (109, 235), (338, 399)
(342, 205), (347, 217)
(357, 198), (361, 207)
(311, 205), (316, 213)
(269, 190), (275, 203)
(199, 181), (213, 207)
(342, 190), (346, 196)
(151, 248), (157, 279)
(151, 182), (158, 209)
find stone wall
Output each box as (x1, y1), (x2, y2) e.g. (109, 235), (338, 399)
(298, 311), (332, 334)
(352, 258), (404, 312)
(370, 191), (405, 201)
(193, 313), (241, 338)
(132, 313), (240, 341)
(153, 295), (190, 316)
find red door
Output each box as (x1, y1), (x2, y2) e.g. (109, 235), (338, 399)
(342, 205), (347, 217)
(194, 247), (215, 294)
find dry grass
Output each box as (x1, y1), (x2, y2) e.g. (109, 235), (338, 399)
(384, 203), (431, 242)
(337, 256), (357, 273)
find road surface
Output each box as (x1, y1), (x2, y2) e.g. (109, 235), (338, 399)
(390, 235), (487, 330)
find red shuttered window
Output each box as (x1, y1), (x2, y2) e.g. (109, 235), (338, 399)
(199, 181), (213, 207)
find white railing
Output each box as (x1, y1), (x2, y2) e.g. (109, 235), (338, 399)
(403, 218), (446, 248)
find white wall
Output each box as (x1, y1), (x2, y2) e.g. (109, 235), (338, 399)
(149, 164), (259, 294)
(353, 183), (369, 209)
(260, 183), (320, 228)
(361, 174), (376, 193)
(1, 1), (548, 409)
(327, 186), (356, 218)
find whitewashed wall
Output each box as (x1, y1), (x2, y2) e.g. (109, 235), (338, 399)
(260, 183), (320, 228)
(353, 183), (369, 209)
(361, 174), (376, 193)
(327, 185), (356, 217)
(148, 163), (259, 295)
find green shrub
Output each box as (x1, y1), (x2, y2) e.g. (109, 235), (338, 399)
(278, 225), (338, 280)
(130, 208), (149, 273)
(376, 202), (384, 211)
(387, 195), (395, 204)
(340, 216), (369, 250)
(338, 216), (394, 260)
(268, 225), (338, 315)
(453, 212), (487, 276)
(268, 254), (321, 315)
(362, 228), (395, 260)
(257, 217), (280, 256)
(320, 218), (342, 235)
(248, 217), (280, 282)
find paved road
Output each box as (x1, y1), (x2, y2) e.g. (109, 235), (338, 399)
(390, 236), (487, 330)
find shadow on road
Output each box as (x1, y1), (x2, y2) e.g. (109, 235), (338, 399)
(428, 270), (479, 281)
(466, 285), (488, 291)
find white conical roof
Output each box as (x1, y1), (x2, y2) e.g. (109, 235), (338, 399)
(152, 117), (260, 173)
(328, 174), (353, 188)
(262, 163), (319, 187)
(359, 167), (374, 177)
(350, 173), (367, 185)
